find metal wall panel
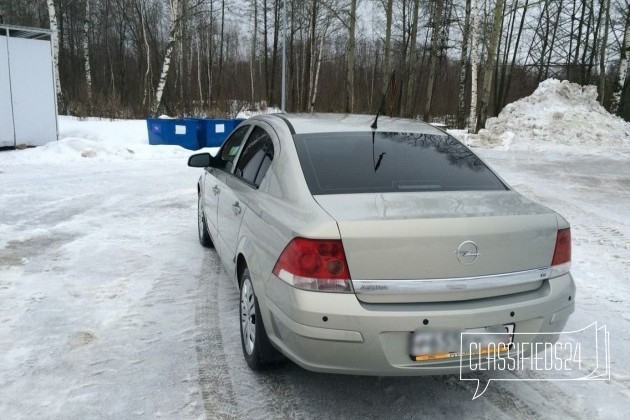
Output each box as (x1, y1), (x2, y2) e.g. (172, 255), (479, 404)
(0, 33), (15, 148)
(7, 36), (57, 146)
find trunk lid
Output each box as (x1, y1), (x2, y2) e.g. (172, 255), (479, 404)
(314, 191), (559, 303)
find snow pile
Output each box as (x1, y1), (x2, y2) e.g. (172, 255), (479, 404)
(235, 105), (282, 119)
(58, 116), (149, 145)
(0, 117), (190, 166)
(464, 79), (630, 155)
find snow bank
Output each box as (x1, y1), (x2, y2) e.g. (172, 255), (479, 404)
(235, 106), (282, 119)
(0, 117), (191, 166)
(458, 79), (630, 156)
(59, 116), (149, 145)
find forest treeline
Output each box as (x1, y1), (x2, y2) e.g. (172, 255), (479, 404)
(1, 0), (629, 131)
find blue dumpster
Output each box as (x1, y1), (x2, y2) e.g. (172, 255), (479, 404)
(147, 118), (201, 150)
(200, 119), (245, 148)
(184, 117), (207, 148)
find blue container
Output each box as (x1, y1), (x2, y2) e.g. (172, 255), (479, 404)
(200, 119), (245, 148)
(184, 118), (207, 149)
(147, 118), (201, 150)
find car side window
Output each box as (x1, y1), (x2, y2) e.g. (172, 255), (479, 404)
(215, 125), (249, 172)
(233, 126), (274, 187)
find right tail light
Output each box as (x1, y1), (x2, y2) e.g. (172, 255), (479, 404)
(550, 228), (571, 278)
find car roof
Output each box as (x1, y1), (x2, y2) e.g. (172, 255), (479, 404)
(252, 113), (447, 136)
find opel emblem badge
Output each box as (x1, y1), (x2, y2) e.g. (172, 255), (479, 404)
(456, 241), (480, 265)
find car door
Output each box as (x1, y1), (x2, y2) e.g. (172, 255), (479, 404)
(216, 125), (276, 275)
(202, 125), (251, 242)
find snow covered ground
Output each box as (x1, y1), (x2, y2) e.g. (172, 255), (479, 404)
(1, 86), (629, 418)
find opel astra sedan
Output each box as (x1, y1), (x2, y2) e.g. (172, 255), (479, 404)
(187, 113), (575, 375)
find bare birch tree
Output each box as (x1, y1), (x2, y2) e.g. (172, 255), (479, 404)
(477, 0), (506, 131)
(423, 0), (444, 122)
(83, 0), (92, 107)
(345, 0), (357, 113)
(151, 0), (181, 115)
(598, 0), (611, 104)
(403, 0), (420, 118)
(322, 0), (358, 113)
(263, 0), (269, 102)
(457, 0), (472, 128)
(468, 0), (479, 133)
(382, 0), (393, 95)
(197, 37), (203, 104)
(218, 0), (225, 101)
(46, 0), (64, 111)
(250, 0), (258, 105)
(304, 0), (318, 111)
(207, 1), (215, 104)
(611, 9), (629, 115)
(310, 18), (329, 112)
(141, 0), (152, 110)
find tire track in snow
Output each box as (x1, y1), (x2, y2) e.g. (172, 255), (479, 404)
(445, 375), (539, 419)
(511, 175), (629, 249)
(451, 371), (588, 419)
(514, 182), (630, 276)
(195, 251), (240, 419)
(194, 248), (304, 419)
(216, 267), (304, 419)
(195, 248), (303, 419)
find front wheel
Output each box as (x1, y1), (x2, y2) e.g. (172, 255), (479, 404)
(197, 194), (212, 248)
(240, 268), (285, 370)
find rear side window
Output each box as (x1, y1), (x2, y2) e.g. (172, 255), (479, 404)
(293, 132), (507, 195)
(234, 126), (274, 187)
(216, 125), (249, 172)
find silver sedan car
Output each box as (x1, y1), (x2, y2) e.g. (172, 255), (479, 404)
(188, 113), (575, 375)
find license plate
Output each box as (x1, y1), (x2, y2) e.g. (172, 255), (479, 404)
(410, 324), (514, 361)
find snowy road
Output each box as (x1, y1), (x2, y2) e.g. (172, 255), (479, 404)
(1, 150), (629, 419)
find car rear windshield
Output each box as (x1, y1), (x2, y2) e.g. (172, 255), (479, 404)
(293, 132), (507, 195)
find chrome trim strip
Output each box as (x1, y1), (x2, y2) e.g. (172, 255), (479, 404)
(352, 267), (552, 295)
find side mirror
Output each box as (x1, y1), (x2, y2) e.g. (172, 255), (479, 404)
(188, 153), (212, 168)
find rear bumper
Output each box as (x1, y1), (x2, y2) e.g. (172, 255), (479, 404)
(262, 273), (576, 376)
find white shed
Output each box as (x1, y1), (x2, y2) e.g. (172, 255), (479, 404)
(0, 25), (58, 148)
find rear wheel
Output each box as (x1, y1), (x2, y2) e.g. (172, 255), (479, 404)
(197, 194), (212, 247)
(240, 268), (285, 369)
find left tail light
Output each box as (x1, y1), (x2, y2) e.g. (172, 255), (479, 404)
(272, 237), (353, 293)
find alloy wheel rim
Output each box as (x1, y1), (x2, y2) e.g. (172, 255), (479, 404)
(241, 280), (256, 355)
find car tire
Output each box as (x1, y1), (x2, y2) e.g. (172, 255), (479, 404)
(240, 268), (285, 370)
(198, 193), (213, 248)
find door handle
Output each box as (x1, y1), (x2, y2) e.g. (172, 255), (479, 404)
(232, 202), (242, 215)
(212, 185), (220, 195)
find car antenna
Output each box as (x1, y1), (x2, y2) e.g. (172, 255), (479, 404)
(371, 70), (395, 130)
